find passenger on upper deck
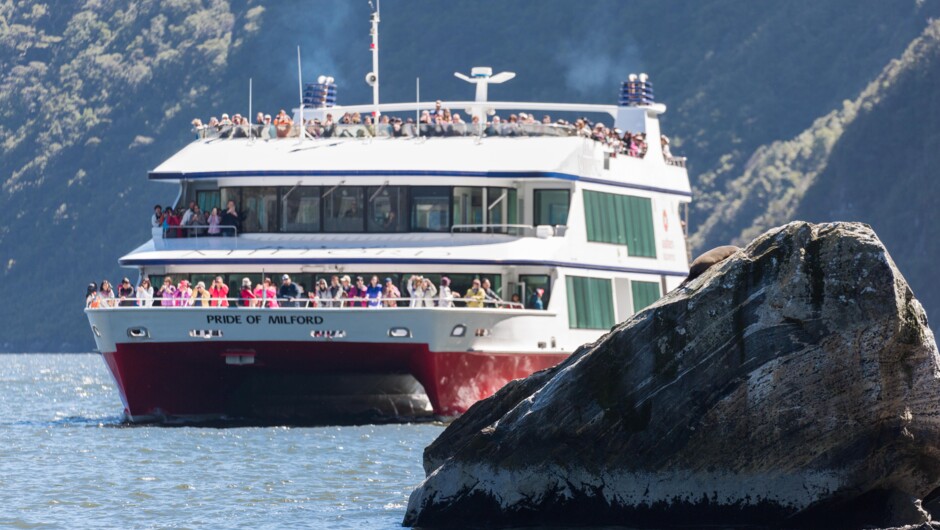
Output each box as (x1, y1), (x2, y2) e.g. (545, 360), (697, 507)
(529, 288), (545, 310)
(175, 280), (193, 307)
(151, 205), (163, 228)
(221, 201), (240, 236)
(239, 278), (255, 307)
(383, 278), (401, 308)
(279, 274), (303, 308)
(136, 278), (153, 307)
(98, 280), (116, 308)
(85, 283), (98, 308)
(315, 279), (332, 307)
(366, 276), (383, 308)
(419, 277), (438, 307)
(465, 279), (485, 308)
(207, 207), (221, 236)
(210, 276), (229, 307)
(510, 293), (523, 308)
(155, 276), (175, 307)
(482, 278), (501, 305)
(118, 277), (135, 307)
(348, 277), (368, 308)
(438, 277), (457, 308)
(192, 282), (211, 307)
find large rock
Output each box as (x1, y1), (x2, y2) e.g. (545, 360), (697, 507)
(404, 222), (940, 528)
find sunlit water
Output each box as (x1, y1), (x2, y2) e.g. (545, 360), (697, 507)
(0, 354), (443, 529)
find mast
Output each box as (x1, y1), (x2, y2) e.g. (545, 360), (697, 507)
(369, 0), (380, 118)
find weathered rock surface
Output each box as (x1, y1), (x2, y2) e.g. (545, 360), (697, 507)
(404, 222), (940, 528)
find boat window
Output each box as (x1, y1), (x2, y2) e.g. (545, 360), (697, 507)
(196, 190), (221, 213)
(518, 274), (551, 309)
(410, 187), (450, 232)
(583, 190), (656, 258)
(367, 186), (407, 233)
(281, 186), (321, 233)
(242, 187), (279, 233)
(533, 189), (570, 226)
(487, 188), (518, 226)
(631, 280), (661, 313)
(324, 186), (364, 232)
(566, 276), (615, 329)
(452, 187), (484, 226)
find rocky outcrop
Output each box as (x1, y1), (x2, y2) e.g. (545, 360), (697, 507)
(404, 222), (940, 528)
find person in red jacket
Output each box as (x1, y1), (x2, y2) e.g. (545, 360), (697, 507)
(209, 276), (229, 307)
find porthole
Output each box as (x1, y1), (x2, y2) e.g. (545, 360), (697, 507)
(388, 327), (411, 338)
(450, 324), (466, 337)
(127, 327), (149, 339)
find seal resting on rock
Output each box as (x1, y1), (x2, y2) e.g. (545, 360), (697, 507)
(680, 244), (740, 286)
(404, 222), (940, 529)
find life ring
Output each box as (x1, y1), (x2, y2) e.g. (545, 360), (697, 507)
(662, 210), (669, 232)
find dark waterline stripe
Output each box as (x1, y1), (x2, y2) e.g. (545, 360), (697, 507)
(148, 170), (693, 198)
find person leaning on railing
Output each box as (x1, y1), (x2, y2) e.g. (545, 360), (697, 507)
(137, 278), (153, 306)
(464, 279), (486, 308)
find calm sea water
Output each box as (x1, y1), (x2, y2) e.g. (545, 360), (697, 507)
(0, 354), (443, 529)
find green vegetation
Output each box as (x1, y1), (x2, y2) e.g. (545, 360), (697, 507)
(1, 0), (939, 350)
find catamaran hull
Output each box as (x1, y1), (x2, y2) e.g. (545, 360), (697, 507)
(100, 340), (568, 423)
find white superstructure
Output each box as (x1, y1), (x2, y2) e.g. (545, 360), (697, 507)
(86, 45), (691, 423)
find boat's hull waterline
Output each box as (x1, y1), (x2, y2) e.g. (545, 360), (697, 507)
(100, 340), (567, 423)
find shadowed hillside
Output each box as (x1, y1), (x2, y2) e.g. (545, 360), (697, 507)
(691, 19), (940, 333)
(1, 0), (938, 350)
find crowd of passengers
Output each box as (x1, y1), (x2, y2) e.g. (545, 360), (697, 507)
(190, 100), (675, 160)
(151, 200), (241, 237)
(86, 274), (546, 310)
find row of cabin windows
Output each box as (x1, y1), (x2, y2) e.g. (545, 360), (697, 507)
(198, 187), (657, 254)
(195, 187), (574, 234)
(566, 276), (661, 329)
(197, 186), (519, 234)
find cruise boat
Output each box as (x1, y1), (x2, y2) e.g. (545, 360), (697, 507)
(84, 11), (692, 423)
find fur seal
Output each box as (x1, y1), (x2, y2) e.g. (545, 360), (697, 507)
(681, 245), (741, 286)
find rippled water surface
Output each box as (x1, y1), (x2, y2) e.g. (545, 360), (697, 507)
(0, 354), (443, 529)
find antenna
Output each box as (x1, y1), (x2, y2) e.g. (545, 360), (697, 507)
(454, 66), (516, 122)
(248, 77), (253, 142)
(367, 0), (381, 118)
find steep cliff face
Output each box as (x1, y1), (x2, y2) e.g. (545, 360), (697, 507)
(406, 222), (940, 528)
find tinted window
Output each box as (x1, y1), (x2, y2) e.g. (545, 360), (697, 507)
(367, 186), (407, 232)
(411, 187), (450, 232)
(280, 186), (321, 232)
(534, 189), (569, 226)
(324, 187), (364, 232)
(242, 187), (278, 233)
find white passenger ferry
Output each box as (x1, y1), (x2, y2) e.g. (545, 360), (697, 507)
(85, 11), (691, 423)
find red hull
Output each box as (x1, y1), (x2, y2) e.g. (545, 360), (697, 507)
(102, 341), (567, 422)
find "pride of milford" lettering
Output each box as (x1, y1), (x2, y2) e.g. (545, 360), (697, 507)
(206, 314), (325, 325)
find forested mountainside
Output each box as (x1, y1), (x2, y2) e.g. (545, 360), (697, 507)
(1, 0), (938, 351)
(691, 19), (940, 335)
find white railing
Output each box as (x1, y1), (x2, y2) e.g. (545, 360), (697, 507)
(450, 224), (568, 238)
(87, 296), (526, 310)
(160, 225), (238, 238)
